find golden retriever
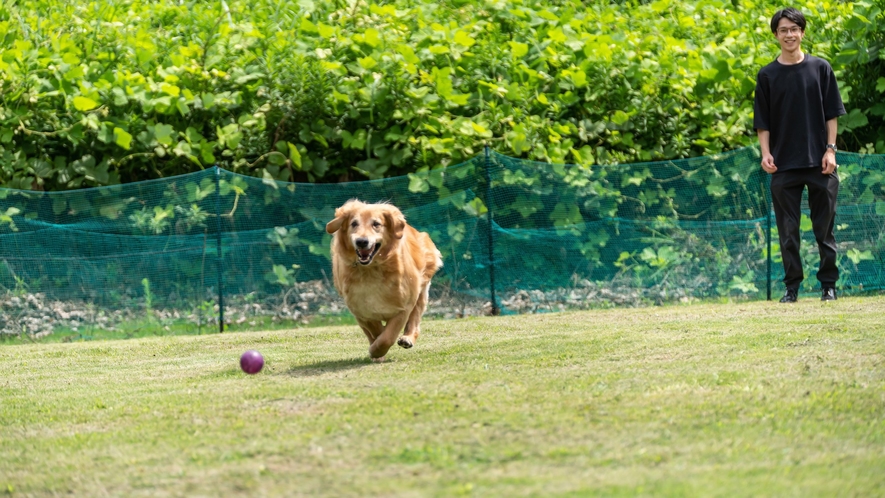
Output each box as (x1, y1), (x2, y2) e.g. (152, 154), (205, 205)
(326, 200), (443, 361)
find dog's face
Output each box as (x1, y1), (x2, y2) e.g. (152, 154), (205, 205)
(326, 200), (406, 266)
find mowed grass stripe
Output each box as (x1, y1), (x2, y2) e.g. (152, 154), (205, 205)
(2, 297), (884, 497)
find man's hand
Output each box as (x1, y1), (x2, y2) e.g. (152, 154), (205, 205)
(822, 149), (837, 175)
(761, 153), (777, 174)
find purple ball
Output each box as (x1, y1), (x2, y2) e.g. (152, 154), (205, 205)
(240, 350), (264, 374)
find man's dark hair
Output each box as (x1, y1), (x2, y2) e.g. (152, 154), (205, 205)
(770, 7), (807, 33)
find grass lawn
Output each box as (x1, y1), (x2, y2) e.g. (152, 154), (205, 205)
(2, 296), (884, 497)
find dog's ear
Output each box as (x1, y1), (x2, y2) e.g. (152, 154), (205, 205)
(385, 208), (406, 239)
(325, 215), (344, 234)
(326, 205), (350, 234)
(327, 200), (363, 234)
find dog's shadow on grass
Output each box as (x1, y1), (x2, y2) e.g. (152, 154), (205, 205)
(286, 357), (373, 377)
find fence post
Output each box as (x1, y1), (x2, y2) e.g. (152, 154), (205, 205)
(214, 167), (225, 332)
(483, 146), (500, 315)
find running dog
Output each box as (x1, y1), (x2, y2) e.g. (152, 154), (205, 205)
(325, 200), (442, 361)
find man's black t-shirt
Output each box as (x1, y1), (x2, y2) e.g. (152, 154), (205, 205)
(753, 55), (846, 172)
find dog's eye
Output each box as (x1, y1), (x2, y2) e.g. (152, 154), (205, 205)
(350, 220), (359, 228)
(372, 221), (382, 229)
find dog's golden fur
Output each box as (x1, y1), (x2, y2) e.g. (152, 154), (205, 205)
(326, 200), (442, 361)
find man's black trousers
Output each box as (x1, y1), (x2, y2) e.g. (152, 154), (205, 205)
(770, 168), (839, 290)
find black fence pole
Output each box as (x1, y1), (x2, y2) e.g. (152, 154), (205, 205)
(215, 167), (225, 332)
(483, 146), (500, 315)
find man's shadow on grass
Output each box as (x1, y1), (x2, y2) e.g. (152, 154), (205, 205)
(286, 357), (375, 377)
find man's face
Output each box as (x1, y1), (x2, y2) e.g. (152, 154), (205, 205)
(775, 17), (804, 51)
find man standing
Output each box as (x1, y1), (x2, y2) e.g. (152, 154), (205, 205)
(754, 7), (846, 303)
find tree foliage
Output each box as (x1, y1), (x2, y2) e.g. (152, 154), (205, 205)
(0, 0), (881, 190)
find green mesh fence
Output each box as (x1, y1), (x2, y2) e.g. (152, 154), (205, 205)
(1, 146), (883, 338)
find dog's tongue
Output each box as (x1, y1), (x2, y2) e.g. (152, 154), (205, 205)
(358, 249), (373, 261)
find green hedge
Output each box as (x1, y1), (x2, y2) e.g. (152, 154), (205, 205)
(0, 0), (882, 191)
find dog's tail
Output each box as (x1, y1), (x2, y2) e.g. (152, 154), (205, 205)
(420, 233), (443, 277)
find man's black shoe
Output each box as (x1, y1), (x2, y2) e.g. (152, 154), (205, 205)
(779, 288), (798, 303)
(821, 287), (837, 301)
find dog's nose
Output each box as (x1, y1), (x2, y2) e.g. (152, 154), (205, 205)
(355, 238), (370, 249)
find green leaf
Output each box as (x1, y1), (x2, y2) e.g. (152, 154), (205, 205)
(201, 93), (216, 110)
(185, 127), (204, 145)
(364, 28), (381, 47)
(73, 96), (99, 111)
(846, 248), (874, 265)
(800, 214), (813, 232)
(583, 39), (612, 61)
(288, 143), (302, 168)
(840, 109), (868, 132)
(447, 93), (470, 105)
(176, 99), (189, 117)
(114, 127), (133, 150)
(300, 18), (317, 33)
(112, 88), (128, 106)
(611, 110), (629, 126)
(31, 159), (52, 178)
(728, 274), (758, 294)
(186, 178), (216, 202)
(154, 124), (175, 146)
(0, 208), (20, 231)
(265, 264), (298, 286)
(217, 124), (242, 149)
(550, 202), (583, 227)
(161, 83), (180, 97)
(454, 31), (475, 48)
(641, 246), (680, 268)
(397, 44), (419, 64)
(96, 124), (115, 144)
(538, 10), (559, 21)
(200, 143), (215, 165)
(262, 169), (279, 189)
(464, 197), (488, 217)
(509, 42), (529, 58)
(174, 141), (202, 167)
(568, 69), (587, 87)
(317, 23), (335, 39)
(408, 173), (430, 193)
(547, 28), (566, 43)
(651, 0), (671, 13)
(99, 200), (130, 220)
(342, 129), (367, 150)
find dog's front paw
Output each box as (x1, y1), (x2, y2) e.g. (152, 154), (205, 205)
(371, 356), (386, 363)
(397, 337), (414, 349)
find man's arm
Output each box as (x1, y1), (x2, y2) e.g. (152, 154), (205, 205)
(757, 129), (777, 174)
(822, 118), (837, 175)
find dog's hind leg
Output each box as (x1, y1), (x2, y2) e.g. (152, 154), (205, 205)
(398, 283), (430, 349)
(357, 319), (383, 344)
